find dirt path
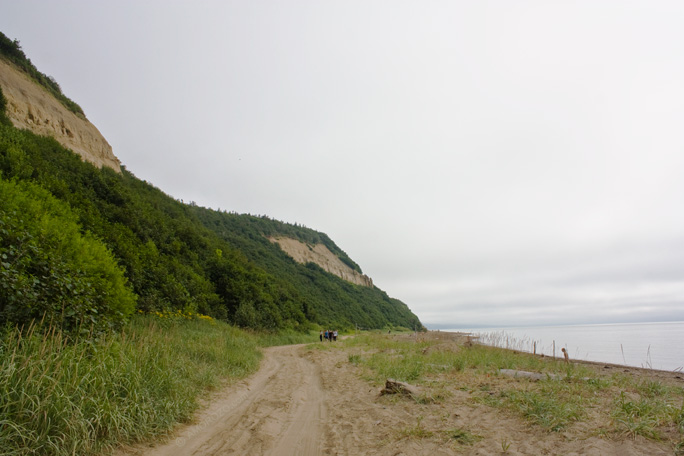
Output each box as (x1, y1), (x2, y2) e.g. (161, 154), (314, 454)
(115, 338), (680, 456)
(116, 345), (326, 456)
(116, 342), (456, 456)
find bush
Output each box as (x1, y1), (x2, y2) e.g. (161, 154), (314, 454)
(0, 178), (136, 334)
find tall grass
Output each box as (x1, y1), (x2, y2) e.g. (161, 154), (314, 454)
(0, 315), (262, 455)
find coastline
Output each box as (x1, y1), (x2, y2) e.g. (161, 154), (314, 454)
(434, 321), (684, 372)
(431, 329), (684, 384)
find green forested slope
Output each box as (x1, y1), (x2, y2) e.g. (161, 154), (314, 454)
(0, 80), (423, 333)
(192, 209), (423, 330)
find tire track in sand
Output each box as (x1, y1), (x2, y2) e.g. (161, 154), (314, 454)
(121, 344), (326, 456)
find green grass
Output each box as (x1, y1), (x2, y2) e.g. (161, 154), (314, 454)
(610, 388), (684, 440)
(493, 388), (584, 431)
(444, 427), (483, 445)
(0, 315), (263, 455)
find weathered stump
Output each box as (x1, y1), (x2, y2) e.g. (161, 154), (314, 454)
(380, 378), (422, 397)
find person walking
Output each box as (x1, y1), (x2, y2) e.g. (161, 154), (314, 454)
(319, 330), (323, 342)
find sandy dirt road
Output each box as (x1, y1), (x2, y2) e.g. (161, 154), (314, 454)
(116, 342), (461, 456)
(119, 345), (327, 456)
(115, 337), (679, 456)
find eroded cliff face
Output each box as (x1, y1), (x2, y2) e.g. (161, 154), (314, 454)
(269, 236), (373, 287)
(0, 59), (121, 172)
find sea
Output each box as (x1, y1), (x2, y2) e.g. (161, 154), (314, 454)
(444, 321), (684, 372)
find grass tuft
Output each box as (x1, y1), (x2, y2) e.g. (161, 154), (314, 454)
(398, 415), (433, 439)
(445, 427), (483, 445)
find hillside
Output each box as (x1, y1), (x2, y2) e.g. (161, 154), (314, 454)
(269, 236), (373, 287)
(0, 34), (424, 333)
(191, 209), (422, 330)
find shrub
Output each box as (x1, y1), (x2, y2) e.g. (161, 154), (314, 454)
(0, 178), (135, 334)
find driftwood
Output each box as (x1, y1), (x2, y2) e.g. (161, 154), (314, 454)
(380, 378), (422, 397)
(499, 369), (561, 381)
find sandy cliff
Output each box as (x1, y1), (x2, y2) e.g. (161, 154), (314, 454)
(0, 59), (121, 172)
(269, 236), (373, 287)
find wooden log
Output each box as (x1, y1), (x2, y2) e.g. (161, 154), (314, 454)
(499, 369), (561, 381)
(380, 378), (422, 397)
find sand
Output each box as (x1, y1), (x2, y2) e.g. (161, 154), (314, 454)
(113, 333), (682, 455)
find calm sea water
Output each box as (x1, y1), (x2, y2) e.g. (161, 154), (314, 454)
(445, 321), (684, 372)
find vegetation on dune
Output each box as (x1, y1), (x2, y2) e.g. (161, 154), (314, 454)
(342, 332), (684, 447)
(0, 31), (86, 118)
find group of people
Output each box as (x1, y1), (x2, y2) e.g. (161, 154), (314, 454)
(320, 329), (338, 342)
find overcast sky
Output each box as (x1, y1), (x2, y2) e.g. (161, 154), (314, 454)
(3, 1), (684, 328)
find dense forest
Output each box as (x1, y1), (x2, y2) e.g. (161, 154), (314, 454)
(0, 37), (423, 335)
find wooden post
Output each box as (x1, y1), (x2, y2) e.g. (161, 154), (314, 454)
(553, 340), (555, 359)
(533, 341), (536, 355)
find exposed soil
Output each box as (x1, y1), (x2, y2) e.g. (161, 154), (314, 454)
(268, 236), (373, 287)
(0, 58), (120, 171)
(113, 333), (683, 455)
